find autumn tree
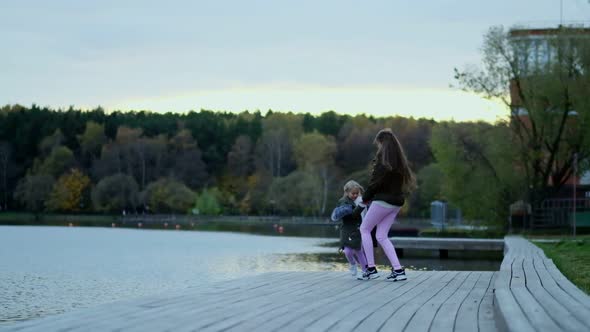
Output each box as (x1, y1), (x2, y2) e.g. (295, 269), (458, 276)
(227, 135), (254, 177)
(92, 173), (139, 213)
(38, 129), (65, 157)
(293, 132), (338, 215)
(239, 171), (273, 215)
(78, 121), (107, 166)
(168, 129), (208, 189)
(385, 117), (434, 171)
(268, 171), (319, 215)
(336, 117), (377, 172)
(14, 175), (54, 214)
(430, 121), (524, 223)
(93, 127), (168, 189)
(256, 113), (302, 177)
(46, 169), (91, 212)
(33, 146), (76, 178)
(409, 163), (444, 218)
(195, 188), (223, 215)
(141, 178), (196, 213)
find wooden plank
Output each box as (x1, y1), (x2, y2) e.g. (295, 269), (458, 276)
(378, 271), (459, 330)
(509, 250), (562, 331)
(499, 255), (513, 272)
(532, 256), (590, 328)
(510, 257), (526, 289)
(178, 272), (343, 332)
(455, 272), (492, 332)
(114, 272), (330, 331)
(325, 272), (434, 332)
(89, 271), (301, 330)
(493, 243), (534, 332)
(305, 272), (432, 331)
(511, 285), (562, 332)
(495, 236), (590, 332)
(542, 258), (590, 309)
(493, 288), (535, 332)
(403, 272), (471, 331)
(128, 285), (314, 331)
(352, 272), (450, 331)
(295, 281), (394, 331)
(429, 272), (482, 332)
(477, 273), (496, 332)
(213, 272), (378, 331)
(523, 257), (587, 331)
(259, 275), (384, 331)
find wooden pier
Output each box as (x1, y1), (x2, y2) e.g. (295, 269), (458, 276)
(2, 236), (589, 332)
(493, 236), (590, 332)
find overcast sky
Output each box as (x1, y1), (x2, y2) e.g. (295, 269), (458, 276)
(1, 0), (589, 121)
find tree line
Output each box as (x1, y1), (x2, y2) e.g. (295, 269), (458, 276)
(0, 105), (438, 218)
(1, 102), (583, 227)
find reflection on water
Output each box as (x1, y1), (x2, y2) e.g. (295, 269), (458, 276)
(0, 225), (500, 325)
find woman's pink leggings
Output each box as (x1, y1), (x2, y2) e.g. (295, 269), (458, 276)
(360, 203), (402, 270)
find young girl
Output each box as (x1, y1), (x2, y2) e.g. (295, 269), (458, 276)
(330, 180), (368, 278)
(360, 128), (416, 281)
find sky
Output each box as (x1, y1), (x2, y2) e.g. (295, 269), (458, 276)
(1, 0), (589, 122)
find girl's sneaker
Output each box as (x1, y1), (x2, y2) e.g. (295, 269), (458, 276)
(386, 267), (407, 281)
(359, 267), (380, 280)
(349, 264), (358, 277)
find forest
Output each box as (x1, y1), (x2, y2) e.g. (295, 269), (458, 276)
(0, 102), (532, 227)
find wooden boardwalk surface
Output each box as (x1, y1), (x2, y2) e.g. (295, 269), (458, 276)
(494, 236), (590, 332)
(3, 270), (496, 332)
(3, 236), (589, 331)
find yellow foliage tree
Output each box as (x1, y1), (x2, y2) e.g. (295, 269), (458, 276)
(46, 169), (91, 212)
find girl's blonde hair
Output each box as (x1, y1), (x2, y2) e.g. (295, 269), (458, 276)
(343, 180), (364, 197)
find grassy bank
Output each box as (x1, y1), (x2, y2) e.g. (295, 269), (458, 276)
(534, 236), (590, 295)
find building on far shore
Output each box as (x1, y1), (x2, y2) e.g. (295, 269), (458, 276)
(508, 23), (590, 186)
(507, 23), (590, 228)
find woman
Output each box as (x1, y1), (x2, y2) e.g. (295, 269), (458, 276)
(360, 128), (416, 281)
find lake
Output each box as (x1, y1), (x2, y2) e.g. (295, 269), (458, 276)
(0, 225), (501, 325)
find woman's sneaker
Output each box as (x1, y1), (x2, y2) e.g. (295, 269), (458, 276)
(349, 264), (358, 277)
(386, 268), (407, 281)
(359, 267), (380, 280)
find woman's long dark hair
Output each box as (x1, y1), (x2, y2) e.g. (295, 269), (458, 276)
(374, 128), (416, 193)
